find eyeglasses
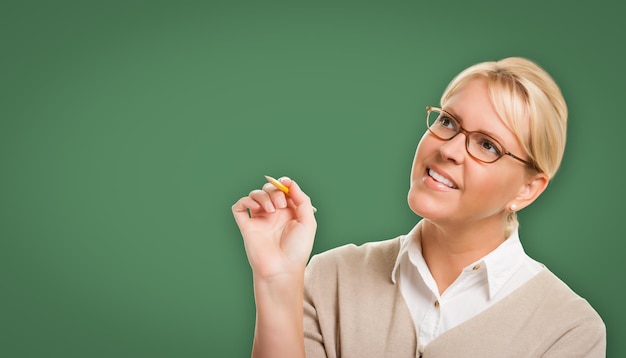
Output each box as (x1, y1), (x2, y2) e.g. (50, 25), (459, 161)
(426, 106), (535, 168)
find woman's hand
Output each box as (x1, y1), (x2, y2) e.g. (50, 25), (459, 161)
(232, 177), (317, 280)
(232, 177), (315, 358)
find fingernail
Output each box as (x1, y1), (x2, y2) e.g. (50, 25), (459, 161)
(265, 203), (275, 212)
(276, 197), (287, 209)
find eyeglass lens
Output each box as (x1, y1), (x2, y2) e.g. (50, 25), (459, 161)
(427, 109), (504, 163)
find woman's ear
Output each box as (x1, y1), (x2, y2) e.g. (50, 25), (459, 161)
(508, 172), (549, 212)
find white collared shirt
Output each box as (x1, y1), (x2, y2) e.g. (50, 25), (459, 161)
(391, 223), (544, 348)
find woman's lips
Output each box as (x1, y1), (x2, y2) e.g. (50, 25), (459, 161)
(426, 167), (458, 189)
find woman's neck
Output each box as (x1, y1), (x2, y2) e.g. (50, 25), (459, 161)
(419, 219), (508, 295)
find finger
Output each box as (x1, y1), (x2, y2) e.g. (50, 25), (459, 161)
(281, 178), (316, 227)
(232, 196), (261, 213)
(262, 182), (288, 209)
(232, 196), (261, 221)
(248, 189), (276, 213)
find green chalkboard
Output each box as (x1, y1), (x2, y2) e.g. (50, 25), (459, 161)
(1, 0), (623, 356)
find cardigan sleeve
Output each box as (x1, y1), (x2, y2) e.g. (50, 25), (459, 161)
(303, 254), (331, 358)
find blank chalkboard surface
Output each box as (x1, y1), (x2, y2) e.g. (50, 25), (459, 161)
(1, 1), (623, 356)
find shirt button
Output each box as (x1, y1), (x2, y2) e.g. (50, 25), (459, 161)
(434, 300), (440, 308)
(472, 264), (481, 270)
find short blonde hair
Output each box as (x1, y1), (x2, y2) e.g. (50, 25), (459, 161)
(440, 57), (568, 232)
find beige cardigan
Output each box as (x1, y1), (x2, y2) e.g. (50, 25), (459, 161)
(303, 238), (606, 357)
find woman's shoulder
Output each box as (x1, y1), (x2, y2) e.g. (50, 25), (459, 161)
(304, 236), (404, 288)
(309, 236), (402, 269)
(502, 267), (606, 344)
(531, 268), (604, 321)
(304, 236), (407, 321)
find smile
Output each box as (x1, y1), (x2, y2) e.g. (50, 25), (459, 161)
(428, 168), (458, 189)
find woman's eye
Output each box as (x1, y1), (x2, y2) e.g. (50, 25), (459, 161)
(438, 117), (456, 129)
(480, 139), (501, 154)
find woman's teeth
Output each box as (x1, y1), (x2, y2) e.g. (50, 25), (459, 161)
(428, 169), (456, 188)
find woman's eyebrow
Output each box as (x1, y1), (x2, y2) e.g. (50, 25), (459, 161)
(442, 107), (508, 143)
(442, 108), (463, 123)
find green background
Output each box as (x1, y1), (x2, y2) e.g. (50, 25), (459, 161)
(1, 0), (624, 356)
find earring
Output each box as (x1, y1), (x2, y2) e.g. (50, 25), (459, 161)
(510, 204), (517, 211)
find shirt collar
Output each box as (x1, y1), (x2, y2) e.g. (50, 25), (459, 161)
(478, 230), (527, 298)
(391, 221), (423, 284)
(391, 220), (529, 299)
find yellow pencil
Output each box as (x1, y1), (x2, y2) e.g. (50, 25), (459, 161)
(264, 175), (290, 194)
(265, 175), (317, 213)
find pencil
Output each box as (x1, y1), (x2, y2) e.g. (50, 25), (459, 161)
(265, 175), (317, 213)
(264, 175), (290, 194)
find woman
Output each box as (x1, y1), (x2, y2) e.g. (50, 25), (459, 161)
(232, 57), (606, 357)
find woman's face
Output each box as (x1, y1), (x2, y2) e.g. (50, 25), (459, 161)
(408, 78), (531, 226)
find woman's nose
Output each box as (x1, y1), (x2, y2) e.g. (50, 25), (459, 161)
(439, 133), (467, 164)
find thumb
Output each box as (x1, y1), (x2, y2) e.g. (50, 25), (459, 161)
(281, 177), (317, 226)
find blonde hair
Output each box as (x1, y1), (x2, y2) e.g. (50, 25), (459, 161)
(440, 57), (568, 233)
